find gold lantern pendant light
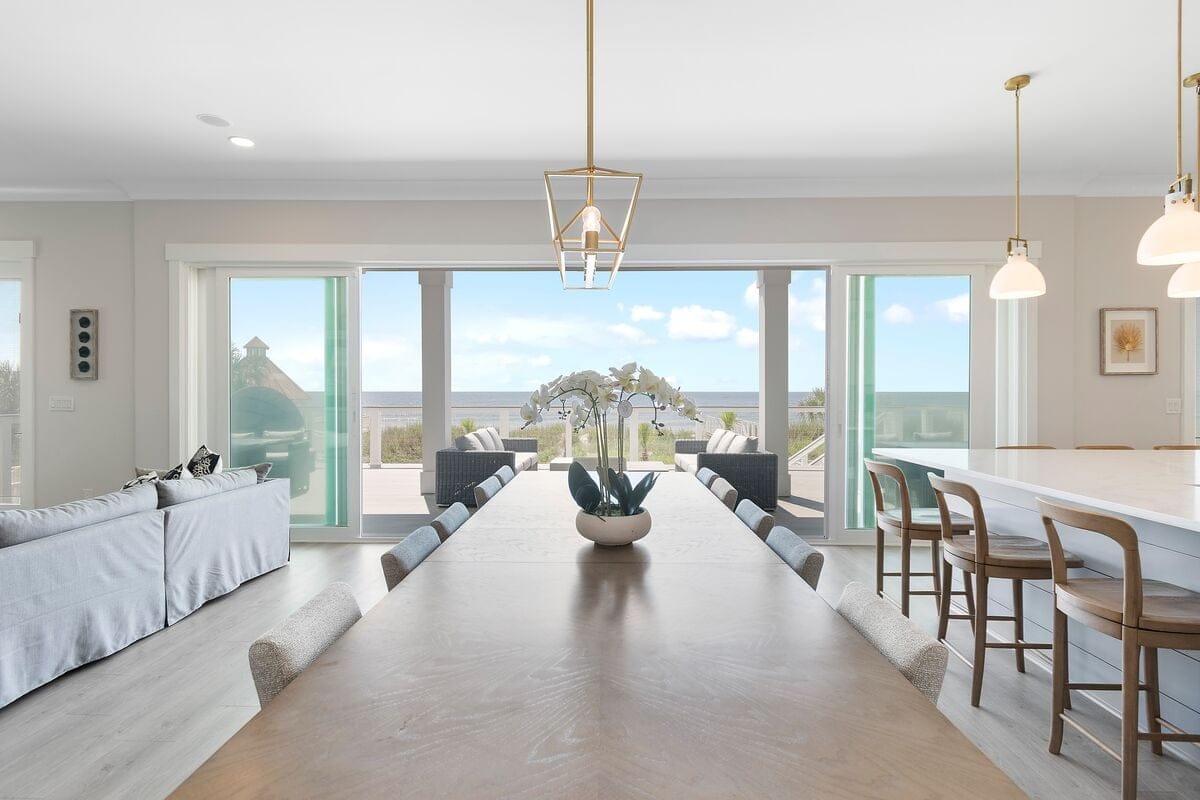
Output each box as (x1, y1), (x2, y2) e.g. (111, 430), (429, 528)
(545, 0), (643, 290)
(990, 75), (1047, 300)
(1168, 73), (1200, 296)
(1139, 0), (1200, 266)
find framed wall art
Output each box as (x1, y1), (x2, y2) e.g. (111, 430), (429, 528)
(1099, 307), (1157, 376)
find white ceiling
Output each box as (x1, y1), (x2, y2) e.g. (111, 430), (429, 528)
(0, 1), (1189, 200)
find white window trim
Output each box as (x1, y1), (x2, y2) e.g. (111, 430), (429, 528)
(0, 241), (35, 508)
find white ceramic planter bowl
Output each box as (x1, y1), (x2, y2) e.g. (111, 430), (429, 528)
(575, 509), (652, 546)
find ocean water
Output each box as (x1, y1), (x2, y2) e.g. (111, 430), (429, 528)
(362, 391), (814, 408)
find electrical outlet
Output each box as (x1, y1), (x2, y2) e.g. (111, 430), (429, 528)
(1166, 398), (1183, 415)
(48, 395), (75, 412)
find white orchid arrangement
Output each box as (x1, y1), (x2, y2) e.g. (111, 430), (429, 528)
(520, 363), (701, 516)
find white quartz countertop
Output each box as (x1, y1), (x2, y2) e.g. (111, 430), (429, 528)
(873, 448), (1200, 532)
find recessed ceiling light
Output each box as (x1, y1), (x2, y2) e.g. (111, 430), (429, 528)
(196, 113), (230, 127)
(228, 136), (255, 148)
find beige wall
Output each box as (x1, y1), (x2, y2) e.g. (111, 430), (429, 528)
(0, 203), (134, 505)
(0, 195), (1181, 502)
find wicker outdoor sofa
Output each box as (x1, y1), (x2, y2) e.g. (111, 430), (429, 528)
(435, 426), (539, 507)
(674, 430), (779, 510)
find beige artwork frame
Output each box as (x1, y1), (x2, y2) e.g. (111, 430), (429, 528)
(1099, 307), (1157, 376)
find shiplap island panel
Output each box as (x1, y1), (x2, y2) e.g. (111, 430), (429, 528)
(170, 473), (1022, 799)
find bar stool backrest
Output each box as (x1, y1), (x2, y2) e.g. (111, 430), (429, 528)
(1153, 444), (1200, 450)
(996, 445), (1055, 449)
(863, 459), (911, 528)
(927, 473), (989, 559)
(1037, 498), (1143, 628)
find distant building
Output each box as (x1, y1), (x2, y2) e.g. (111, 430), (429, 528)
(233, 337), (308, 403)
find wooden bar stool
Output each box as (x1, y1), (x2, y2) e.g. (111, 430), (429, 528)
(1152, 444), (1200, 450)
(929, 475), (1083, 706)
(1038, 498), (1200, 800)
(864, 459), (974, 617)
(996, 445), (1056, 450)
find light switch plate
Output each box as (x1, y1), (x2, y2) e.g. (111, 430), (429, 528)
(1166, 397), (1183, 415)
(49, 395), (74, 412)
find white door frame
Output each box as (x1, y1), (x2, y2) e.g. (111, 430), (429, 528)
(0, 242), (35, 507)
(826, 262), (996, 544)
(209, 267), (362, 541)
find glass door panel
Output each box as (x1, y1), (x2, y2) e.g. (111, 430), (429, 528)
(228, 277), (351, 527)
(0, 280), (22, 506)
(844, 274), (972, 530)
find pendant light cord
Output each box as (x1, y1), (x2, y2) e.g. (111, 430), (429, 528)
(1179, 0), (1185, 181)
(1015, 85), (1021, 240)
(586, 0), (594, 173)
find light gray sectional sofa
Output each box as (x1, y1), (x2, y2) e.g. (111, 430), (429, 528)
(0, 472), (290, 708)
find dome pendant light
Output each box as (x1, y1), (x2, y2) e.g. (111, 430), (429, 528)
(990, 75), (1047, 300)
(1168, 73), (1200, 297)
(544, 0), (643, 290)
(1139, 0), (1200, 265)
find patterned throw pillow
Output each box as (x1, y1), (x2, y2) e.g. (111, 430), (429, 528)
(160, 463), (187, 481)
(186, 445), (222, 477)
(123, 471), (158, 489)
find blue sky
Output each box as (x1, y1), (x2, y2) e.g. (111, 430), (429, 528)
(230, 271), (970, 395)
(0, 281), (19, 367)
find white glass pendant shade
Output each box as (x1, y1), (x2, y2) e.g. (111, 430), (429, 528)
(1138, 195), (1200, 265)
(1167, 261), (1200, 297)
(989, 250), (1046, 300)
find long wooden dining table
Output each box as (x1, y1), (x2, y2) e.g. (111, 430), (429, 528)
(170, 471), (1025, 799)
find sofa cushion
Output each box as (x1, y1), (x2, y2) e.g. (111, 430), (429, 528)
(726, 434), (752, 453)
(455, 432), (485, 451)
(706, 429), (732, 452)
(675, 453), (699, 474)
(715, 432), (739, 453)
(516, 453), (539, 472)
(156, 469), (258, 508)
(479, 428), (504, 451)
(0, 484), (158, 548)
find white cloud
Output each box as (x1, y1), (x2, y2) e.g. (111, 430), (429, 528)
(629, 304), (664, 322)
(934, 293), (970, 323)
(667, 305), (736, 341)
(883, 303), (914, 324)
(744, 281), (758, 308)
(607, 323), (658, 345)
(788, 284), (825, 332)
(361, 336), (416, 363)
(735, 327), (759, 348)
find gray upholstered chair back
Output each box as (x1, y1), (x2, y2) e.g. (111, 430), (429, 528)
(432, 502), (469, 542)
(709, 477), (737, 510)
(695, 466), (719, 488)
(474, 475), (503, 508)
(494, 465), (516, 485)
(835, 581), (948, 703)
(734, 499), (774, 539)
(380, 526), (441, 590)
(764, 526), (824, 589)
(248, 582), (361, 707)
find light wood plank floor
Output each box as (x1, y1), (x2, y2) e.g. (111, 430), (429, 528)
(0, 543), (1196, 799)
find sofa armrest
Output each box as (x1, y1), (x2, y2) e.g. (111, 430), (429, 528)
(502, 437), (539, 453)
(696, 451), (779, 511)
(436, 448), (518, 507)
(675, 439), (707, 454)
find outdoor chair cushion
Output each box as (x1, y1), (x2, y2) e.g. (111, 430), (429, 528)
(706, 429), (732, 452)
(674, 453), (699, 474)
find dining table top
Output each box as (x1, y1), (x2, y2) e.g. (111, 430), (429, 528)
(170, 471), (1024, 799)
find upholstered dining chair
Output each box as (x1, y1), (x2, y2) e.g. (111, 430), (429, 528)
(248, 582), (362, 707)
(1075, 444), (1134, 450)
(996, 445), (1056, 449)
(764, 526), (824, 589)
(929, 473), (1082, 707)
(380, 526), (441, 591)
(494, 465), (516, 485)
(431, 502), (469, 542)
(1039, 499), (1200, 800)
(863, 459), (973, 617)
(474, 475), (503, 508)
(695, 466), (719, 489)
(734, 499), (774, 539)
(835, 582), (949, 704)
(709, 477), (737, 510)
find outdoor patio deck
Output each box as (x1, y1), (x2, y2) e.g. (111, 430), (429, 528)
(362, 464), (824, 536)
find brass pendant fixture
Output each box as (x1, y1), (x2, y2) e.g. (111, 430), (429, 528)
(1168, 72), (1200, 296)
(544, 0), (643, 290)
(989, 74), (1046, 300)
(1138, 0), (1200, 266)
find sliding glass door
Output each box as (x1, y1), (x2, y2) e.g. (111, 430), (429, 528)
(828, 265), (993, 540)
(214, 270), (360, 535)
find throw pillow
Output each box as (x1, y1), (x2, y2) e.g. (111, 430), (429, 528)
(480, 427), (504, 451)
(123, 471), (158, 489)
(455, 432), (486, 451)
(186, 445), (223, 477)
(706, 429), (731, 452)
(725, 434), (750, 454)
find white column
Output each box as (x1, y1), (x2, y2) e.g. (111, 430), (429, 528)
(758, 270), (791, 496)
(419, 271), (452, 494)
